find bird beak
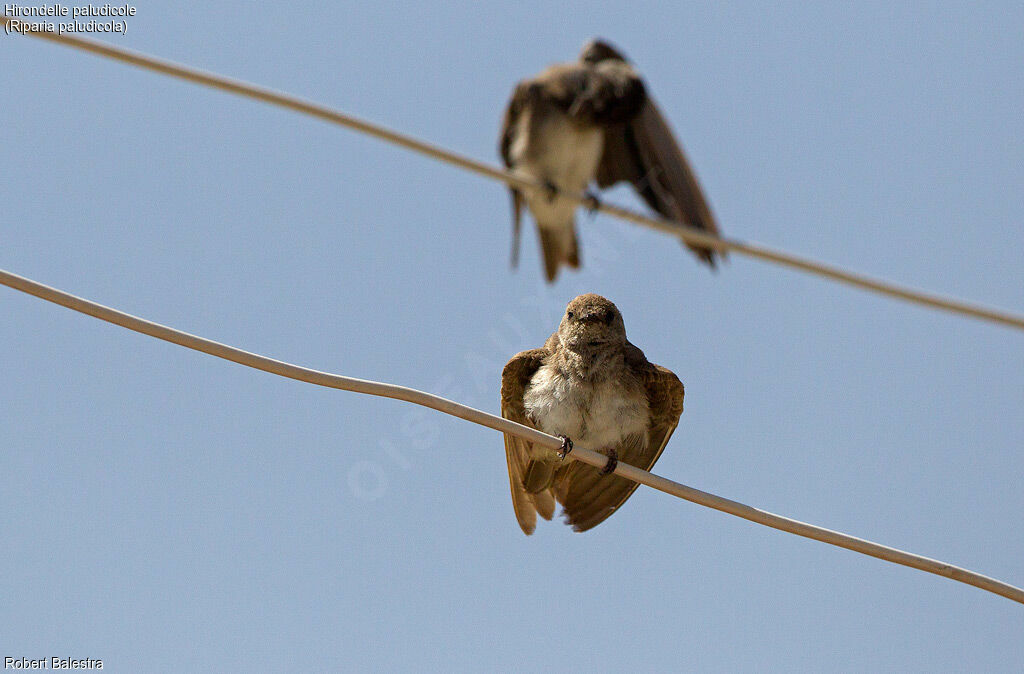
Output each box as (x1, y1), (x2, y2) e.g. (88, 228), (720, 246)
(580, 310), (613, 325)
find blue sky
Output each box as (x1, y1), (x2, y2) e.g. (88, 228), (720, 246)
(2, 2), (1022, 671)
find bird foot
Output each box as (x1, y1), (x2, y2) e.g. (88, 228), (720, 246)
(556, 435), (574, 460)
(568, 94), (588, 118)
(582, 191), (601, 215)
(543, 180), (559, 203)
(599, 448), (618, 475)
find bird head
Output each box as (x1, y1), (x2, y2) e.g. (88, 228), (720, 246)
(558, 294), (627, 351)
(580, 39), (629, 64)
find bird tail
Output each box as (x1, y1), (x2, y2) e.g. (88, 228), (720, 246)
(537, 223), (580, 283)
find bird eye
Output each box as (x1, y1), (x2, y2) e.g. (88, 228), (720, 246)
(604, 311), (615, 325)
(567, 311), (575, 319)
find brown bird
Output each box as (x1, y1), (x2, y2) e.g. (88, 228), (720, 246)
(500, 38), (723, 283)
(500, 294), (685, 533)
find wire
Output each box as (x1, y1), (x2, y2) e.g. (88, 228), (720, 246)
(4, 16), (1023, 332)
(1, 267), (1021, 605)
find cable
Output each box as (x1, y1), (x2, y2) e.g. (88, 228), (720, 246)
(4, 17), (1023, 332)
(1, 267), (1021, 605)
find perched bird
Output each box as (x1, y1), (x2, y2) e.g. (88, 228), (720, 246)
(500, 294), (685, 534)
(500, 38), (723, 283)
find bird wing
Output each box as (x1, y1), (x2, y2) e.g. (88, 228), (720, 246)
(499, 81), (531, 269)
(553, 345), (684, 532)
(596, 96), (723, 266)
(500, 347), (556, 535)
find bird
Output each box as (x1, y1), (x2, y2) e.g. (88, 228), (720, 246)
(499, 38), (723, 283)
(500, 294), (685, 534)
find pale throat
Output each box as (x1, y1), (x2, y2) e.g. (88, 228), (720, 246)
(555, 341), (626, 380)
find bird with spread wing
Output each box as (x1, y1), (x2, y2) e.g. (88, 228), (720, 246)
(500, 294), (685, 533)
(500, 38), (723, 282)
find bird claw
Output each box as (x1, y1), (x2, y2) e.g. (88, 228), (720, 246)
(556, 435), (574, 460)
(568, 95), (588, 118)
(582, 191), (601, 214)
(599, 448), (618, 475)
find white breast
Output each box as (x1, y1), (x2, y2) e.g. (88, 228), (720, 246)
(510, 110), (604, 230)
(523, 364), (649, 456)
(513, 112), (603, 189)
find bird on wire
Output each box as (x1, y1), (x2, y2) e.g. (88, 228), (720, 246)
(500, 38), (723, 282)
(500, 294), (685, 534)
